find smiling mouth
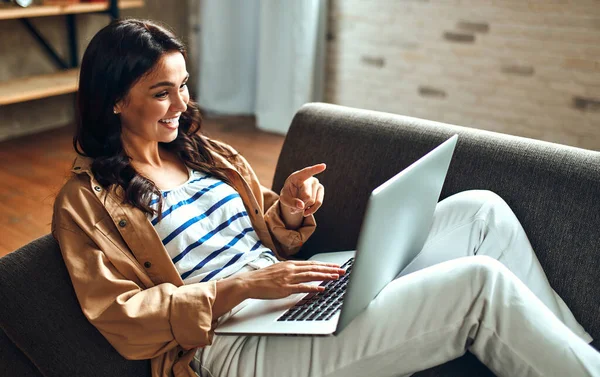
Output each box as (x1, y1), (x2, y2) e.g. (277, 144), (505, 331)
(159, 116), (179, 124)
(158, 116), (180, 128)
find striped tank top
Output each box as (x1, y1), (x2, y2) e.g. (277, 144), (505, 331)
(149, 168), (276, 284)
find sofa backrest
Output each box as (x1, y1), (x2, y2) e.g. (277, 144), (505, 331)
(272, 103), (600, 349)
(0, 235), (150, 377)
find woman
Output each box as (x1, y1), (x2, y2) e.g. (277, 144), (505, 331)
(52, 19), (599, 377)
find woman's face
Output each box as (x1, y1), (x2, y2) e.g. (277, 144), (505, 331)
(115, 51), (190, 145)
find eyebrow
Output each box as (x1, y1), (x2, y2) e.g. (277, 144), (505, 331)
(149, 73), (190, 90)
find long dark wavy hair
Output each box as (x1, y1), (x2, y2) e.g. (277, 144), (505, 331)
(74, 19), (234, 217)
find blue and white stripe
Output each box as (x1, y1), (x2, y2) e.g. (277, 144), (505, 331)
(149, 168), (275, 284)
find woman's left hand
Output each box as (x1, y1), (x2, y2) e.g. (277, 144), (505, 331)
(278, 163), (326, 228)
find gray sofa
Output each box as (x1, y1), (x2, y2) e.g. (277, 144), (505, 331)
(1, 102), (598, 377)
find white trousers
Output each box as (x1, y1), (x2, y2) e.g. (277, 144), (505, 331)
(196, 190), (599, 377)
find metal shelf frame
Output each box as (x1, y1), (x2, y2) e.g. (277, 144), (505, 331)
(17, 0), (120, 70)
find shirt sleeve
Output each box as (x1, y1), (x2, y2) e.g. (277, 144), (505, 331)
(52, 219), (218, 360)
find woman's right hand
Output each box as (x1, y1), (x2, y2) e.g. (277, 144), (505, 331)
(238, 260), (346, 300)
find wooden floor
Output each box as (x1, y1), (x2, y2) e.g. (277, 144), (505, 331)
(0, 116), (285, 257)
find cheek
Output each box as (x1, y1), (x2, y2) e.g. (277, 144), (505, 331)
(121, 101), (167, 132)
(138, 101), (169, 123)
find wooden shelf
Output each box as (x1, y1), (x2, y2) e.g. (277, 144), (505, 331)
(0, 69), (79, 106)
(0, 0), (143, 20)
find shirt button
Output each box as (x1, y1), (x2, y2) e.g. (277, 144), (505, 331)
(94, 186), (102, 192)
(255, 209), (259, 215)
(118, 219), (127, 227)
(144, 261), (152, 268)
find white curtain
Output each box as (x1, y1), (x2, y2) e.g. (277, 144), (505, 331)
(197, 0), (327, 134)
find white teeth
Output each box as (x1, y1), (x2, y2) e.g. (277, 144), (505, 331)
(159, 117), (179, 124)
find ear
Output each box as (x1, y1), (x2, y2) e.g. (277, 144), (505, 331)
(113, 101), (122, 114)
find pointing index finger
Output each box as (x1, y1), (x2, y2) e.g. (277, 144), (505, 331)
(291, 163), (327, 182)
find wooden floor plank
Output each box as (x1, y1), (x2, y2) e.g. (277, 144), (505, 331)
(0, 116), (284, 257)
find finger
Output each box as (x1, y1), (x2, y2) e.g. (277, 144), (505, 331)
(287, 260), (342, 268)
(291, 179), (318, 214)
(279, 181), (307, 213)
(279, 192), (305, 211)
(304, 183), (324, 217)
(292, 265), (346, 275)
(297, 180), (315, 207)
(290, 284), (326, 293)
(291, 272), (340, 283)
(284, 261), (346, 274)
(289, 163), (326, 184)
(289, 262), (343, 271)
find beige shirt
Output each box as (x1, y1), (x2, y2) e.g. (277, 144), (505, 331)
(51, 140), (316, 377)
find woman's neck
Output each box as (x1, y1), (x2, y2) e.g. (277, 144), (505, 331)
(121, 134), (165, 169)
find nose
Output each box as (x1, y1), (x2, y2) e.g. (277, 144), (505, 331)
(171, 90), (188, 112)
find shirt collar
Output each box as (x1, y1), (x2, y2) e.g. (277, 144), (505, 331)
(71, 155), (91, 171)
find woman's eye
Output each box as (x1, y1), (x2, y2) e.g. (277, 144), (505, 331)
(154, 82), (187, 98)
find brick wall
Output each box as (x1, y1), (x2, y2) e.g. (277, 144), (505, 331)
(325, 0), (600, 150)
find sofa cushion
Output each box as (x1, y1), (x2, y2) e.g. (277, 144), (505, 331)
(0, 235), (150, 377)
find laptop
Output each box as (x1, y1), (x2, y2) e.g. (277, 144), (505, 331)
(216, 135), (458, 336)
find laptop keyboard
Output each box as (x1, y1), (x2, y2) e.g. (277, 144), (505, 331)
(277, 258), (354, 322)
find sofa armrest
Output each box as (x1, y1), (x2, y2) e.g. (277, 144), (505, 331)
(0, 329), (41, 377)
(0, 235), (151, 377)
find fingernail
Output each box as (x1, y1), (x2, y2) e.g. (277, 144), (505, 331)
(296, 202), (304, 209)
